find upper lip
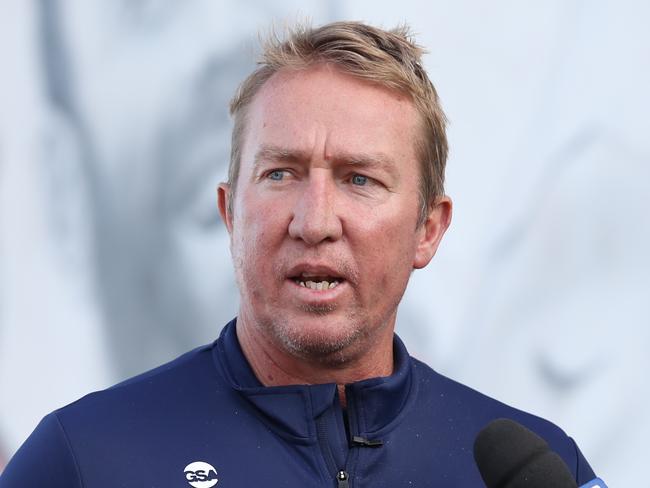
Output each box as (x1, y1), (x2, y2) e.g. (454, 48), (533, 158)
(286, 263), (347, 281)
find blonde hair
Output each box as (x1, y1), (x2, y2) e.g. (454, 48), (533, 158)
(228, 21), (448, 224)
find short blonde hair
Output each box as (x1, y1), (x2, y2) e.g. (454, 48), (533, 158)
(228, 21), (448, 224)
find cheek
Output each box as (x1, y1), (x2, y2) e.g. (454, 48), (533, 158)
(232, 194), (288, 263)
(355, 215), (418, 289)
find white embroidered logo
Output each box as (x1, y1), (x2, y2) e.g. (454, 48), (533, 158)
(184, 461), (219, 488)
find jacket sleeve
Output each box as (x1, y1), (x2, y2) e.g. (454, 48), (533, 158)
(0, 413), (82, 488)
(570, 437), (597, 486)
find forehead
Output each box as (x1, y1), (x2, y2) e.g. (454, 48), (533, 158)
(241, 64), (421, 167)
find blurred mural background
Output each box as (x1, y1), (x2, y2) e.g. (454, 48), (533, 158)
(1, 0), (648, 484)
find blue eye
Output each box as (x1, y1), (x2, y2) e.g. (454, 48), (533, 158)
(351, 174), (368, 186)
(268, 170), (285, 181)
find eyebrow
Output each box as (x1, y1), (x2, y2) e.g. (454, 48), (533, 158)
(253, 145), (310, 170)
(338, 151), (398, 175)
(253, 144), (399, 178)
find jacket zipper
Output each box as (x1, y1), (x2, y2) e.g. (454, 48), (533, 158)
(316, 392), (381, 487)
(336, 470), (349, 488)
(316, 414), (351, 487)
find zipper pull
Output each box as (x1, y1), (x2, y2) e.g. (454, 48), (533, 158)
(351, 435), (383, 447)
(336, 470), (349, 488)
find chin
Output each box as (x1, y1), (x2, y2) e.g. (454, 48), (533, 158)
(268, 313), (366, 363)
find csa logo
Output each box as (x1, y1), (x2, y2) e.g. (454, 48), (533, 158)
(184, 461), (219, 488)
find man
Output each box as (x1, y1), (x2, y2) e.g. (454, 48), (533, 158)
(0, 21), (597, 487)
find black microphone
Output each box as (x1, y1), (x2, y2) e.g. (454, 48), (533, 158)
(473, 418), (578, 488)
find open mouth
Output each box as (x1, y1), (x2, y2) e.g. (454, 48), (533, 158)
(291, 275), (343, 290)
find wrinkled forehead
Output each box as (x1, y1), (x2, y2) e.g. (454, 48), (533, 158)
(239, 64), (422, 172)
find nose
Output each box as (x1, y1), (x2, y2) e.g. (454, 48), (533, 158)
(288, 170), (343, 245)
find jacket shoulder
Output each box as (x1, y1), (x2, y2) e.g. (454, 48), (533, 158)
(0, 413), (82, 488)
(1, 343), (233, 487)
(409, 357), (596, 483)
(58, 342), (218, 418)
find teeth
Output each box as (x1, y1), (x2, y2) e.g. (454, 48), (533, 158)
(296, 279), (340, 290)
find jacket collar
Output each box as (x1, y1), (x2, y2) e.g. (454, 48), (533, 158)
(212, 318), (414, 441)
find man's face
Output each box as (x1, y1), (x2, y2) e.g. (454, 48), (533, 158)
(219, 64), (450, 363)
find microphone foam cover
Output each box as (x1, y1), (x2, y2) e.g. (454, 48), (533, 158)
(473, 418), (577, 488)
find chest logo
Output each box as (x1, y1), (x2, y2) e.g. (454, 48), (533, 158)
(184, 461), (219, 488)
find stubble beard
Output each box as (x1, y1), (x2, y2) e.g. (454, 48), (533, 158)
(261, 305), (369, 367)
(232, 245), (392, 367)
(233, 260), (366, 366)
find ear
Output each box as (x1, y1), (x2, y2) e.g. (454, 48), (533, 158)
(217, 183), (234, 234)
(413, 196), (452, 269)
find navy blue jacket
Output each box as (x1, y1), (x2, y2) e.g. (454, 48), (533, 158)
(1, 319), (595, 487)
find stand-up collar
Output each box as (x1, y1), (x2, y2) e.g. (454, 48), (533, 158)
(212, 319), (415, 441)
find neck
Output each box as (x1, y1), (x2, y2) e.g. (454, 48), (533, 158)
(236, 316), (395, 406)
